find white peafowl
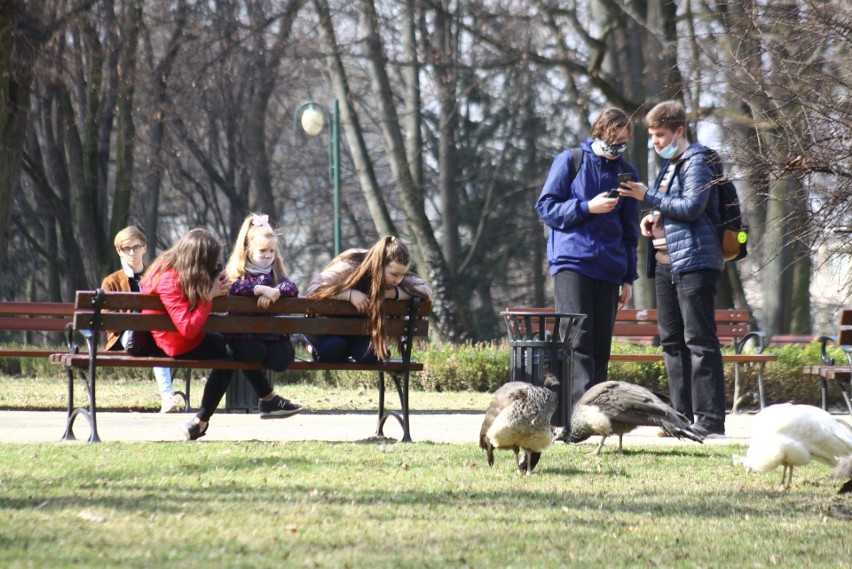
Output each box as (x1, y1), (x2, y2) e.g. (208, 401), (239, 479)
(479, 374), (560, 475)
(741, 403), (852, 489)
(568, 381), (705, 455)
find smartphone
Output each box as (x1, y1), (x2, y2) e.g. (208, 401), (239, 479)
(618, 172), (633, 184)
(606, 189), (620, 198)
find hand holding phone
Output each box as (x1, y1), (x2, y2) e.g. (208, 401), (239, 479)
(606, 189), (620, 198)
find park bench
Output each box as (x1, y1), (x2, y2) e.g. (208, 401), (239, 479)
(503, 307), (777, 415)
(802, 308), (852, 414)
(0, 301), (74, 358)
(51, 290), (430, 443)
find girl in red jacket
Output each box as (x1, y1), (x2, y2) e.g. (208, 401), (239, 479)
(141, 227), (232, 440)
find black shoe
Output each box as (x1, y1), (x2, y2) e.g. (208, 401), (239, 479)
(693, 423), (725, 439)
(183, 420), (208, 441)
(259, 395), (303, 419)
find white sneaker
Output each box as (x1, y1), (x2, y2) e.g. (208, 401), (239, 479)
(160, 395), (181, 414)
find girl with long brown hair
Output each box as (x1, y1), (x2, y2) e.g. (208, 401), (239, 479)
(305, 236), (432, 362)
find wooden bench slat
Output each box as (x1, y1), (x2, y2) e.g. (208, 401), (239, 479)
(74, 291), (431, 318)
(72, 312), (429, 337)
(0, 317), (69, 332)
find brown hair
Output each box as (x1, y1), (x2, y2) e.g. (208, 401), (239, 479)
(225, 213), (287, 281)
(312, 236), (411, 359)
(591, 108), (633, 142)
(142, 228), (222, 310)
(113, 226), (147, 250)
(643, 100), (687, 132)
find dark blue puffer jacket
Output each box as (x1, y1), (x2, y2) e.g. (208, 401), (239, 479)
(535, 140), (640, 285)
(644, 143), (723, 278)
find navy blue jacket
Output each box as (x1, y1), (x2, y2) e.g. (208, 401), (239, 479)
(644, 143), (723, 278)
(535, 140), (640, 285)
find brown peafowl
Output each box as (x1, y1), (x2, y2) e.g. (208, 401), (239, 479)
(568, 380), (705, 454)
(479, 374), (560, 474)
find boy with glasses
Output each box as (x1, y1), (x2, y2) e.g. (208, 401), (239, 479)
(101, 226), (180, 413)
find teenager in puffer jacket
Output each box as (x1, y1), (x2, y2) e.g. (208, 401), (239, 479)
(617, 100), (726, 439)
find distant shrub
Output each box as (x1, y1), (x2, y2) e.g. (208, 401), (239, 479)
(2, 340), (845, 408)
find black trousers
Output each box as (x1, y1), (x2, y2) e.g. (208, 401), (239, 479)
(655, 264), (726, 431)
(194, 336), (294, 422)
(553, 269), (619, 409)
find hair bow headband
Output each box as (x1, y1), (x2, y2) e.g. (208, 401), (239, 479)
(251, 214), (269, 227)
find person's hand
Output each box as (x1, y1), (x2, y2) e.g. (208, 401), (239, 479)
(350, 289), (369, 313)
(257, 295), (272, 308)
(619, 283), (633, 310)
(617, 180), (647, 201)
(211, 274), (231, 297)
(588, 192), (619, 214)
(640, 213), (655, 237)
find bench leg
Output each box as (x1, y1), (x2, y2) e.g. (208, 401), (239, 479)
(838, 380), (852, 415)
(821, 378), (829, 411)
(757, 362), (766, 410)
(375, 371), (412, 443)
(732, 363), (742, 415)
(62, 367), (100, 443)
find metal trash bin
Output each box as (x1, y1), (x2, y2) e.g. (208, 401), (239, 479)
(225, 370), (272, 413)
(500, 310), (586, 427)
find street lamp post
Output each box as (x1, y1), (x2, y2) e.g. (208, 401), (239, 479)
(294, 100), (341, 256)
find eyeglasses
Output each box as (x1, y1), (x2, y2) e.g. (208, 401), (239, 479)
(120, 244), (145, 255)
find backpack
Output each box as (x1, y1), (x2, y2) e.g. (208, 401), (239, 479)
(676, 147), (749, 262)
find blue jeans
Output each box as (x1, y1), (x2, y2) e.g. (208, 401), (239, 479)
(655, 264), (726, 431)
(553, 269), (619, 409)
(312, 335), (378, 363)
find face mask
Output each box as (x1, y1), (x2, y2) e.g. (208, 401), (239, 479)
(249, 251), (274, 269)
(597, 139), (628, 157)
(656, 135), (680, 160)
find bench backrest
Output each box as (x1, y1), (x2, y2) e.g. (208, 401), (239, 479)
(0, 301), (73, 333)
(839, 309), (852, 346)
(72, 291), (430, 342)
(504, 306), (755, 344)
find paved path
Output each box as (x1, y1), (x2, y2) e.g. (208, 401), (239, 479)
(0, 409), (804, 446)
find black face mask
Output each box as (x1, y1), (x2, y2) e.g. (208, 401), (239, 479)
(208, 263), (223, 279)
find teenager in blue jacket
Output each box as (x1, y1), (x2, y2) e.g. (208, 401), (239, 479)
(617, 100), (726, 437)
(535, 108), (640, 412)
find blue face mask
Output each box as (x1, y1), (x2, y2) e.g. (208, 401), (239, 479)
(656, 135), (680, 160)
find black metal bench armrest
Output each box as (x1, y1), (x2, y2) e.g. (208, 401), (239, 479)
(817, 335), (838, 365)
(735, 331), (768, 354)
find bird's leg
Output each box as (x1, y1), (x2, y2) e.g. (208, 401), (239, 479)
(594, 436), (607, 456)
(618, 434), (624, 454)
(781, 464), (793, 490)
(525, 451), (533, 475)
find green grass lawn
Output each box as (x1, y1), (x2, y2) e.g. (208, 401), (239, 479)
(1, 441), (850, 568)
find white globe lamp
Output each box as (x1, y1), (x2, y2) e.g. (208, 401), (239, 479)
(300, 106), (325, 136)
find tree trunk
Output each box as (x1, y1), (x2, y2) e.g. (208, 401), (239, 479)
(356, 0), (467, 341)
(313, 0), (395, 238)
(111, 0), (142, 246)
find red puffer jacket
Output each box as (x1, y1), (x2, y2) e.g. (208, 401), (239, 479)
(142, 268), (212, 357)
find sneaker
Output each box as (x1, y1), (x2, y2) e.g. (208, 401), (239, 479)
(160, 394), (181, 414)
(183, 420), (208, 441)
(693, 423), (726, 439)
(259, 395), (303, 419)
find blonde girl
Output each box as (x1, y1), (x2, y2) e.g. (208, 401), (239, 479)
(217, 213), (301, 419)
(305, 236), (432, 362)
